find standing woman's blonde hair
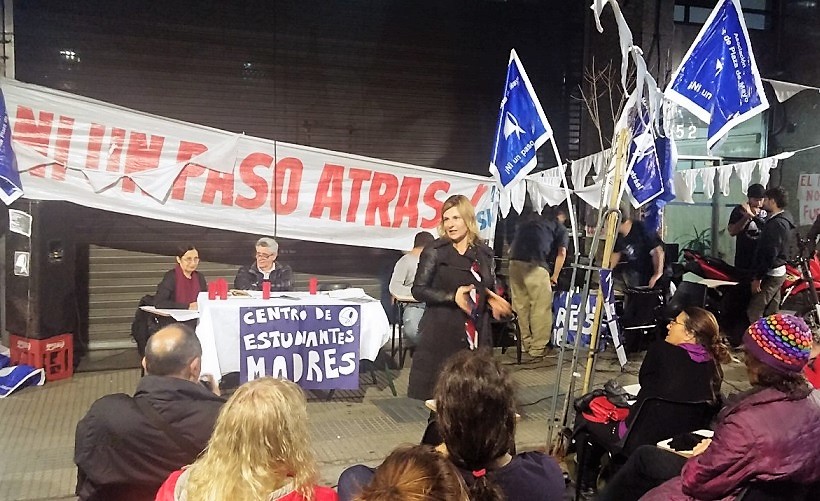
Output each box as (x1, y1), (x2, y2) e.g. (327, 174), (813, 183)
(184, 377), (318, 500)
(437, 194), (480, 246)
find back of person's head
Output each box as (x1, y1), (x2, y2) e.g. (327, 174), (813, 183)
(437, 194), (479, 244)
(434, 349), (515, 501)
(764, 186), (788, 209)
(744, 313), (813, 398)
(681, 307), (731, 364)
(143, 324), (202, 378)
(413, 231), (435, 249)
(356, 445), (468, 501)
(185, 377), (317, 499)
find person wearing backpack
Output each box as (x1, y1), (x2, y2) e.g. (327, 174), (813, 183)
(748, 186), (797, 323)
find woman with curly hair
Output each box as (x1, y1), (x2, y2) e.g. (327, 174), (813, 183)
(354, 445), (467, 501)
(574, 306), (729, 494)
(642, 313), (820, 500)
(155, 377), (337, 501)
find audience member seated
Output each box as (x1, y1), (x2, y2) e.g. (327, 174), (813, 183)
(610, 218), (665, 290)
(234, 236), (293, 291)
(155, 377), (337, 501)
(573, 307), (728, 495)
(435, 349), (565, 500)
(639, 313), (820, 500)
(352, 445), (468, 501)
(389, 231), (435, 347)
(74, 324), (224, 501)
(154, 245), (207, 310)
(338, 350), (564, 501)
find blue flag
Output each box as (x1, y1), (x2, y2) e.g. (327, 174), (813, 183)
(0, 89), (23, 205)
(664, 0), (768, 153)
(489, 49), (553, 189)
(626, 106), (664, 208)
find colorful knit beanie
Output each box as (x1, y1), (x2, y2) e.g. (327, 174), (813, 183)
(743, 313), (812, 373)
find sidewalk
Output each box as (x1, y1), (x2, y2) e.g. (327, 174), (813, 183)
(0, 347), (751, 501)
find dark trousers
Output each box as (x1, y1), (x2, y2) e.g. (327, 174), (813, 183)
(596, 445), (687, 501)
(573, 415), (621, 489)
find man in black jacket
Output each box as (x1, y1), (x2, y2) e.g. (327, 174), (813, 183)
(748, 186), (796, 323)
(74, 324), (225, 501)
(233, 236), (293, 291)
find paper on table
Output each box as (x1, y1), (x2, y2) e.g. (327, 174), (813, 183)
(327, 287), (367, 299)
(140, 306), (200, 322)
(656, 429), (714, 457)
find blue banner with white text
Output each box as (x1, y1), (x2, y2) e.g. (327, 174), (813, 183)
(239, 304), (360, 389)
(664, 0), (768, 153)
(489, 49), (553, 189)
(0, 89), (23, 205)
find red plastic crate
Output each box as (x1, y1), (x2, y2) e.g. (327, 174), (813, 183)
(9, 334), (74, 381)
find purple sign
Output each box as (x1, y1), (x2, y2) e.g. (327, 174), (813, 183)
(239, 304), (360, 389)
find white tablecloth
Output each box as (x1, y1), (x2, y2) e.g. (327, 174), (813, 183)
(195, 291), (391, 381)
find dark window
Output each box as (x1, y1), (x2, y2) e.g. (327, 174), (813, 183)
(673, 0), (773, 30)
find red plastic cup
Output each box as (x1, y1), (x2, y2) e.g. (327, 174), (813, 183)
(208, 282), (217, 300)
(217, 279), (228, 300)
(309, 277), (318, 295)
(262, 281), (271, 299)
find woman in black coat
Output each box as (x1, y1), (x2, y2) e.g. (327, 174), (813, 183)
(574, 306), (730, 494)
(407, 195), (511, 401)
(154, 245), (208, 310)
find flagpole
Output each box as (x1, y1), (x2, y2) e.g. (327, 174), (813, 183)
(581, 127), (629, 394)
(545, 139), (580, 449)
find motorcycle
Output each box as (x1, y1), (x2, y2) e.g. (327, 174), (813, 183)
(782, 239), (820, 330)
(676, 243), (820, 338)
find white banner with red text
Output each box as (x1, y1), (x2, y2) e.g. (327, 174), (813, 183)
(2, 78), (497, 251)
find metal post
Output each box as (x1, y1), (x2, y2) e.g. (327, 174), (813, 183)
(1, 0), (13, 349)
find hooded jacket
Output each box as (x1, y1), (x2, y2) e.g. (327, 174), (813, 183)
(643, 387), (820, 500)
(752, 211), (796, 279)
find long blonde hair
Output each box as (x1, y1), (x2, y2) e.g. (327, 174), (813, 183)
(184, 377), (318, 500)
(437, 194), (480, 246)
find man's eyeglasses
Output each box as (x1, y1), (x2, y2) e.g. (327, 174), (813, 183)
(256, 252), (275, 259)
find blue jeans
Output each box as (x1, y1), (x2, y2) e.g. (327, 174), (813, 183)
(402, 303), (425, 347)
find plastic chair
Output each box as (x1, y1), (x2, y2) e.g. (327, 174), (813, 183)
(390, 300), (416, 369)
(491, 311), (522, 364)
(574, 397), (716, 501)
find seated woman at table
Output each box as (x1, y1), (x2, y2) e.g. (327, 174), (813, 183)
(640, 313), (820, 500)
(155, 377), (338, 501)
(573, 306), (729, 494)
(154, 245), (208, 311)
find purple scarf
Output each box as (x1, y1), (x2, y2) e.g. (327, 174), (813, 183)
(174, 264), (202, 306)
(679, 342), (712, 363)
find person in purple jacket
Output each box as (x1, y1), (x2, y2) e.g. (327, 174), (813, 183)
(642, 313), (820, 501)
